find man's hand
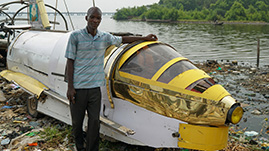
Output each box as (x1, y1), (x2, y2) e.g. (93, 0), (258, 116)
(122, 34), (158, 43)
(66, 59), (75, 104)
(67, 86), (76, 104)
(144, 34), (158, 41)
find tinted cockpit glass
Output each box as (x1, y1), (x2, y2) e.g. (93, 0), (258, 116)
(186, 78), (216, 93)
(120, 43), (181, 79)
(157, 60), (197, 83)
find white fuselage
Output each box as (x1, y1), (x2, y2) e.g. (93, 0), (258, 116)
(7, 30), (183, 148)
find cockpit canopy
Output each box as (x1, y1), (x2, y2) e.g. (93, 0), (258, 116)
(120, 43), (183, 80)
(118, 43), (215, 92)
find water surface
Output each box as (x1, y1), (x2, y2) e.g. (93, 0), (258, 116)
(1, 14), (269, 66)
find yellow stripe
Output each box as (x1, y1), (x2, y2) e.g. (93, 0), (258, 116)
(169, 69), (210, 89)
(0, 70), (48, 98)
(203, 84), (230, 101)
(151, 57), (187, 81)
(118, 41), (160, 69)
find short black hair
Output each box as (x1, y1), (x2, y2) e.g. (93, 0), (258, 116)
(87, 7), (102, 17)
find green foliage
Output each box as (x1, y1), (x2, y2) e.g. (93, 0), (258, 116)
(113, 0), (269, 22)
(145, 8), (163, 19)
(113, 6), (147, 20)
(246, 5), (260, 21)
(113, 8), (131, 20)
(225, 1), (247, 21)
(39, 125), (73, 148)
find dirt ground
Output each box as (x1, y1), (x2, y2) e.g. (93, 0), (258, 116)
(0, 60), (268, 151)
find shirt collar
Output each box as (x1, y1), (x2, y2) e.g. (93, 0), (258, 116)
(84, 27), (102, 40)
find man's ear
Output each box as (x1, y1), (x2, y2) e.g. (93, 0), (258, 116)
(85, 16), (88, 21)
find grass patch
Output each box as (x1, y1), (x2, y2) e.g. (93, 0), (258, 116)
(38, 124), (74, 149)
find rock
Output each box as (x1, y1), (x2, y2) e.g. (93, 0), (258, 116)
(232, 60), (238, 65)
(251, 109), (262, 115)
(0, 90), (6, 102)
(225, 64), (230, 68)
(250, 68), (257, 71)
(232, 71), (240, 75)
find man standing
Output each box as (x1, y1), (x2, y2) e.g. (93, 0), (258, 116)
(65, 7), (157, 151)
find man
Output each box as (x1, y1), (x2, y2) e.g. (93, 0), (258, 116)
(65, 7), (157, 151)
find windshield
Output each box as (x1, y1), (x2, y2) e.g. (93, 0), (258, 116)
(157, 60), (197, 83)
(120, 43), (182, 79)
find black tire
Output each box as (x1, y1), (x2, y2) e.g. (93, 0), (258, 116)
(26, 97), (39, 118)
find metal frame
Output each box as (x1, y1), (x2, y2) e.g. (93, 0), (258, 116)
(0, 0), (69, 30)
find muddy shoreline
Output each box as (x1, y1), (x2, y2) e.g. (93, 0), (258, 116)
(127, 18), (269, 25)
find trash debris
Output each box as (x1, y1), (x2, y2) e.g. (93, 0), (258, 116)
(26, 131), (38, 137)
(1, 138), (10, 145)
(216, 67), (222, 70)
(1, 105), (12, 109)
(8, 129), (43, 150)
(244, 131), (259, 137)
(29, 121), (40, 128)
(206, 60), (219, 67)
(28, 142), (38, 146)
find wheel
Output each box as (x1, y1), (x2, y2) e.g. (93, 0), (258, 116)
(27, 96), (38, 118)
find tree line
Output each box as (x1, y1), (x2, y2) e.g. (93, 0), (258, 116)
(113, 0), (269, 22)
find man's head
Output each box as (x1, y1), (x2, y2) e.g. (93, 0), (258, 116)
(85, 7), (102, 32)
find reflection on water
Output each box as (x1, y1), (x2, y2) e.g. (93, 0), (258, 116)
(1, 14), (269, 66)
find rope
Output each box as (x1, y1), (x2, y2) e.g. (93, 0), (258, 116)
(63, 0), (74, 30)
(53, 0), (58, 30)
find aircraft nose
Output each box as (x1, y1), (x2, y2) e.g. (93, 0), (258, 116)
(226, 103), (244, 124)
(221, 96), (244, 124)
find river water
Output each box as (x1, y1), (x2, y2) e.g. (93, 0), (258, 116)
(92, 15), (269, 66)
(1, 14), (269, 66)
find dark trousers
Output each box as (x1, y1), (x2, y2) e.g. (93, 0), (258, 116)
(70, 87), (101, 151)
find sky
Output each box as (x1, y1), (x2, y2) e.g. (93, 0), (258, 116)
(1, 0), (159, 12)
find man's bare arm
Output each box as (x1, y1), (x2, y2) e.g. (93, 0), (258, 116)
(66, 58), (76, 104)
(122, 34), (158, 43)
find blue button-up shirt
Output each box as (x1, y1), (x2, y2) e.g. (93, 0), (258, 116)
(65, 27), (122, 89)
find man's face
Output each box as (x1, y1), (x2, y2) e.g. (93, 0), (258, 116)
(86, 10), (102, 30)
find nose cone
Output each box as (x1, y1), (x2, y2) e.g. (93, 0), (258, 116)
(221, 96), (243, 124)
